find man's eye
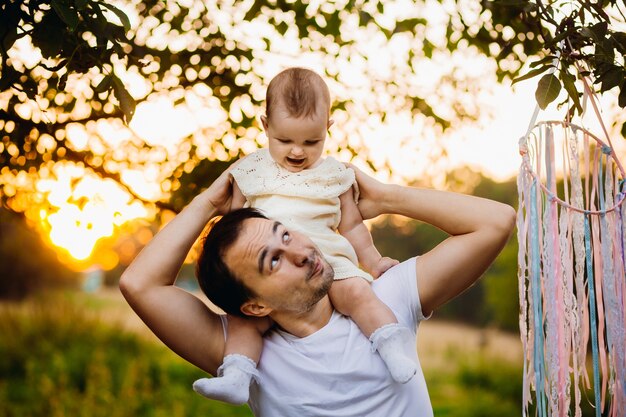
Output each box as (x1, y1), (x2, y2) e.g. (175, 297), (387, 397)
(282, 231), (290, 242)
(270, 256), (279, 269)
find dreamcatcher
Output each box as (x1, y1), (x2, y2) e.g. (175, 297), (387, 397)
(517, 69), (626, 417)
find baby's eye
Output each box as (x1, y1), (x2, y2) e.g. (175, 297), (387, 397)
(305, 140), (320, 145)
(277, 138), (290, 144)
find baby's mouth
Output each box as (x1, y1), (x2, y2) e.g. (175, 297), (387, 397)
(286, 157), (305, 166)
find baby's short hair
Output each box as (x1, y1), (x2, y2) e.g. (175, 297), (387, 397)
(266, 67), (330, 121)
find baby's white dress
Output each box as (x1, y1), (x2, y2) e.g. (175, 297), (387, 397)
(230, 149), (373, 282)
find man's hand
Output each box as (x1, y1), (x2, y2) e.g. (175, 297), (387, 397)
(201, 161), (244, 215)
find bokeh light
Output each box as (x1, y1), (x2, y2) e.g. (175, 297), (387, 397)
(35, 163), (148, 268)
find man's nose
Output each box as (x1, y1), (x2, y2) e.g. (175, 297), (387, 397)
(286, 246), (310, 267)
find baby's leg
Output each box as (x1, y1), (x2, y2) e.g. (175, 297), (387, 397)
(329, 278), (417, 383)
(330, 277), (396, 336)
(193, 315), (271, 404)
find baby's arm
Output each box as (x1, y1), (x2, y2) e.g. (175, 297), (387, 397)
(230, 180), (246, 211)
(338, 189), (398, 278)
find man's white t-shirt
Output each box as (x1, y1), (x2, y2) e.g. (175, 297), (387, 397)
(239, 258), (433, 417)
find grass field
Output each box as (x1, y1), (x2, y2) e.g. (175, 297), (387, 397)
(0, 288), (597, 417)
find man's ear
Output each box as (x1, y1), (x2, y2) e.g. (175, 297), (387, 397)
(261, 115), (269, 131)
(241, 300), (272, 317)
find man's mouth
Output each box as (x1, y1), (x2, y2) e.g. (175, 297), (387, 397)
(307, 255), (322, 281)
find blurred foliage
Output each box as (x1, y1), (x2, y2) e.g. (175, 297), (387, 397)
(0, 293), (532, 417)
(0, 297), (253, 417)
(426, 351), (523, 416)
(507, 0), (626, 113)
(1, 0), (624, 217)
(428, 347), (602, 416)
(1, 294), (606, 416)
(0, 208), (77, 299)
(372, 169), (520, 331)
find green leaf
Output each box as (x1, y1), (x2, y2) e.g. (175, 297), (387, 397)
(560, 70), (582, 114)
(423, 39), (434, 59)
(111, 74), (135, 123)
(41, 59), (69, 72)
(0, 66), (20, 91)
(99, 2), (131, 33)
(359, 11), (373, 27)
(545, 29), (574, 48)
(51, 0), (80, 31)
(23, 79), (38, 99)
(611, 33), (626, 54)
(75, 0), (89, 10)
(621, 121), (626, 137)
(1, 2), (22, 51)
(1, 24), (18, 51)
(597, 67), (623, 92)
(243, 0), (264, 21)
(529, 56), (556, 68)
(511, 65), (553, 85)
(0, 2), (22, 50)
(619, 84), (626, 108)
(535, 74), (561, 109)
(94, 74), (112, 93)
(590, 21), (608, 40)
(31, 10), (66, 59)
(58, 72), (68, 90)
(393, 18), (427, 35)
(276, 21), (288, 35)
(579, 27), (594, 40)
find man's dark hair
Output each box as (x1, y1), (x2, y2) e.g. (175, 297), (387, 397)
(196, 208), (268, 317)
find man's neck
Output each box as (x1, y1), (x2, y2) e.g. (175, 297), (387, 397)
(272, 296), (334, 338)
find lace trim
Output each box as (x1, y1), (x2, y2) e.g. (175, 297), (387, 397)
(231, 149), (355, 200)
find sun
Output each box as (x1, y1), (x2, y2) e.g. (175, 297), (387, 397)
(36, 163), (148, 268)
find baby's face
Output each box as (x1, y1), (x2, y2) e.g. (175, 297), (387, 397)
(263, 110), (331, 173)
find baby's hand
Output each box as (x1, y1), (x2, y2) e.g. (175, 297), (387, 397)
(371, 257), (400, 279)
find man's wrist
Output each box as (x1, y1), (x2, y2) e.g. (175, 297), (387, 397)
(191, 191), (219, 217)
(377, 183), (402, 214)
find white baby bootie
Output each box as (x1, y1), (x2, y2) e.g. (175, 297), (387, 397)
(193, 354), (259, 405)
(369, 323), (417, 383)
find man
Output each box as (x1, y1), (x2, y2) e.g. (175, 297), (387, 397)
(120, 163), (515, 416)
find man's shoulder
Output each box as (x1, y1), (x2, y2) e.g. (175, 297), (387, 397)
(371, 258), (425, 325)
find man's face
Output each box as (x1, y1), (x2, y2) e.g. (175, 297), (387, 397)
(262, 108), (331, 173)
(224, 217), (334, 316)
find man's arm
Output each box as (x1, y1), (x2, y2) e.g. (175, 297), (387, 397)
(350, 164), (516, 316)
(119, 168), (235, 375)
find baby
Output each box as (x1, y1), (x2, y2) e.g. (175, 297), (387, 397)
(193, 67), (417, 405)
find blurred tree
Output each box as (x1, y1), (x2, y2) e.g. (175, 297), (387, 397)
(471, 174), (519, 331)
(2, 0), (624, 218)
(371, 169), (519, 330)
(451, 1), (626, 114)
(0, 208), (77, 299)
(0, 0), (471, 216)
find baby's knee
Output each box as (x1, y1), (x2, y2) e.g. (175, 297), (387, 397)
(331, 277), (374, 304)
